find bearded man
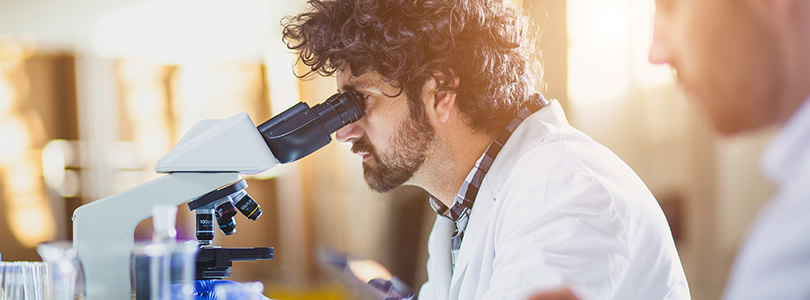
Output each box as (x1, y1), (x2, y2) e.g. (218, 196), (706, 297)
(283, 0), (689, 298)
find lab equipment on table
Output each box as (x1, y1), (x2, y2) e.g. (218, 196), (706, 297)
(36, 241), (84, 300)
(188, 280), (266, 300)
(213, 281), (265, 300)
(130, 205), (198, 300)
(131, 240), (199, 300)
(72, 92), (364, 300)
(319, 248), (415, 300)
(0, 261), (48, 300)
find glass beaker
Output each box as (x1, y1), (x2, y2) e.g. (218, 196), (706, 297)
(131, 240), (198, 300)
(36, 241), (84, 300)
(1, 261), (48, 300)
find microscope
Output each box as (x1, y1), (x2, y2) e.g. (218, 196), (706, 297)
(72, 92), (364, 299)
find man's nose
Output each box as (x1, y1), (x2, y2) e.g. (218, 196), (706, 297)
(648, 38), (670, 65)
(648, 24), (670, 65)
(336, 121), (364, 143)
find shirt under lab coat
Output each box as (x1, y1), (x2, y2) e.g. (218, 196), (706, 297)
(418, 100), (690, 300)
(722, 96), (810, 300)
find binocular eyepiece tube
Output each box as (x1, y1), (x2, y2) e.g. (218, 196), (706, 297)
(257, 92), (364, 164)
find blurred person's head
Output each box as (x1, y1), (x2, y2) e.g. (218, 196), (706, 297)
(649, 0), (810, 135)
(282, 0), (542, 192)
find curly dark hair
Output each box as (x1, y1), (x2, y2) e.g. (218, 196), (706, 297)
(282, 0), (543, 133)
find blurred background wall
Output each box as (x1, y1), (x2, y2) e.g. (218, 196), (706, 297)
(0, 0), (776, 299)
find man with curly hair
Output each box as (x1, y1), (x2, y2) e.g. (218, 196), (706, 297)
(283, 0), (688, 299)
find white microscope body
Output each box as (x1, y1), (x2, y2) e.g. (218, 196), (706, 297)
(73, 113), (278, 300)
(72, 92), (363, 300)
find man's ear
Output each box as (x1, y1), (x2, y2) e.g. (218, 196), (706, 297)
(433, 72), (460, 123)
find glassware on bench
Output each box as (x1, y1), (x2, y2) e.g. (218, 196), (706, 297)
(130, 240), (199, 300)
(1, 261), (48, 300)
(37, 241), (84, 300)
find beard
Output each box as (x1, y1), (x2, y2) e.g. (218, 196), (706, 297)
(351, 113), (435, 193)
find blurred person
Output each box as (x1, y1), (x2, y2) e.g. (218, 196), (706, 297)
(532, 0), (810, 299)
(648, 0), (810, 299)
(283, 0), (688, 299)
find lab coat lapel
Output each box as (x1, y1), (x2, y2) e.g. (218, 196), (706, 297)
(428, 216), (455, 298)
(449, 181), (494, 292)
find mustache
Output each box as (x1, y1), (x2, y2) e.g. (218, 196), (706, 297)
(351, 137), (376, 156)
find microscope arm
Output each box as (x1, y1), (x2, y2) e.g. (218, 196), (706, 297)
(73, 172), (241, 300)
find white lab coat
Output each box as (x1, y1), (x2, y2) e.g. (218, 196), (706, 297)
(722, 96), (810, 300)
(418, 101), (689, 300)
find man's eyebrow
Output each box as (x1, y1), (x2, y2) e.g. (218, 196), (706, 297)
(338, 84), (354, 92)
(340, 81), (373, 93)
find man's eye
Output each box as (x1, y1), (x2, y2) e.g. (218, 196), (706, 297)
(349, 92), (369, 111)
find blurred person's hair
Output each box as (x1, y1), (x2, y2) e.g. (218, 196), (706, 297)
(282, 0), (543, 132)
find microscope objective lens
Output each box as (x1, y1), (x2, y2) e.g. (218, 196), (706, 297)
(217, 215), (237, 235)
(196, 209), (215, 245)
(213, 196), (238, 235)
(233, 190), (262, 221)
(214, 196), (237, 219)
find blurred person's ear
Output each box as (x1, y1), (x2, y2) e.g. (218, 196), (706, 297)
(749, 0), (799, 24)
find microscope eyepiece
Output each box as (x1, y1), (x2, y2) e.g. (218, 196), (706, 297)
(257, 91), (365, 164)
(310, 92), (364, 133)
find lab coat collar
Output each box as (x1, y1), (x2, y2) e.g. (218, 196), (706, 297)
(762, 95), (810, 186)
(483, 99), (568, 197)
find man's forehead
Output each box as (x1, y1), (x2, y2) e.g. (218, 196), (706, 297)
(337, 70), (391, 92)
